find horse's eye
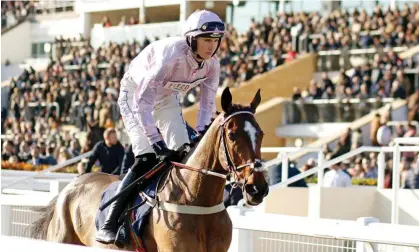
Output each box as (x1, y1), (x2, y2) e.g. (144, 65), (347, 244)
(228, 131), (236, 141)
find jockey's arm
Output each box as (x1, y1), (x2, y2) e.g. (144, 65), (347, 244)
(196, 59), (220, 132)
(133, 62), (171, 145)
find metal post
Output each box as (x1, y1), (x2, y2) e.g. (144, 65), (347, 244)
(391, 143), (400, 224)
(281, 152), (288, 187)
(316, 151), (325, 219)
(377, 151), (385, 189)
(317, 152), (325, 187)
(390, 0), (396, 11)
(279, 0), (285, 14)
(139, 0), (146, 24)
(356, 217), (380, 252)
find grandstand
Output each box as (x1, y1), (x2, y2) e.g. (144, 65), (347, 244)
(1, 0), (419, 251)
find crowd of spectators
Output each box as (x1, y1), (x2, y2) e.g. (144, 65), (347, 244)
(1, 1), (34, 32)
(293, 49), (415, 103)
(2, 4), (419, 176)
(303, 3), (419, 51)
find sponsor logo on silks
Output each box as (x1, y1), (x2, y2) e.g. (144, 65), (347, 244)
(164, 77), (207, 92)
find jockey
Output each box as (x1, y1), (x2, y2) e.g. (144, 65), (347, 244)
(96, 10), (226, 244)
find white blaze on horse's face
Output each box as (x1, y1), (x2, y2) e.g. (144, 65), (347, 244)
(244, 121), (257, 153)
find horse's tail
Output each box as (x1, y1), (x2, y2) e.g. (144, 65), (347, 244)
(29, 195), (58, 240)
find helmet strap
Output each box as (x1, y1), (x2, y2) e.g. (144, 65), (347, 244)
(188, 36), (204, 62)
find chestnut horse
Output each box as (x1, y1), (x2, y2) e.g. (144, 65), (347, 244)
(30, 87), (269, 252)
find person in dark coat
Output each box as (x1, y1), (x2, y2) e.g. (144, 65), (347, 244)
(84, 128), (125, 174)
(268, 161), (308, 187)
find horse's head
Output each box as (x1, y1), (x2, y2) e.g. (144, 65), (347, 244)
(215, 87), (269, 206)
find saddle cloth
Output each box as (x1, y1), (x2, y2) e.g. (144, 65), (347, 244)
(95, 176), (160, 250)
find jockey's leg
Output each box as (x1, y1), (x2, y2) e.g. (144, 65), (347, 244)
(96, 152), (157, 244)
(97, 78), (159, 244)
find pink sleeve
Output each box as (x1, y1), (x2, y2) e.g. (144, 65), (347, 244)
(133, 62), (170, 144)
(196, 60), (220, 131)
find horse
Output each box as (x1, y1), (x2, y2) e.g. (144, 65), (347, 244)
(30, 87), (269, 252)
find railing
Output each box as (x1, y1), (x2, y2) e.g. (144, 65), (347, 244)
(228, 206), (419, 252)
(261, 147), (324, 186)
(282, 98), (396, 125)
(1, 151), (91, 191)
(34, 0), (74, 14)
(2, 142), (419, 250)
(314, 46), (411, 71)
(274, 138), (419, 225)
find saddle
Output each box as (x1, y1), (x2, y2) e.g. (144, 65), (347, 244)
(95, 141), (200, 251)
(96, 169), (167, 251)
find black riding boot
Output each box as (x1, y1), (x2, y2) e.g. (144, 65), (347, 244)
(96, 153), (157, 244)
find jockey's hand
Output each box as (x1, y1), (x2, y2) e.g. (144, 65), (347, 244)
(152, 141), (180, 162)
(197, 124), (211, 136)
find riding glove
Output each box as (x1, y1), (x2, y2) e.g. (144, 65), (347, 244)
(152, 140), (179, 161)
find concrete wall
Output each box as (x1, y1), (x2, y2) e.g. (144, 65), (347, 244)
(373, 189), (419, 226)
(261, 187), (309, 217)
(187, 1), (228, 20)
(317, 187), (376, 220)
(262, 186), (419, 226)
(1, 21), (31, 64)
(31, 13), (83, 42)
(75, 0), (182, 12)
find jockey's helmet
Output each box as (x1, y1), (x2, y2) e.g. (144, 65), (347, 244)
(184, 10), (226, 58)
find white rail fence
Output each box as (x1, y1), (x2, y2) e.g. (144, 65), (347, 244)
(0, 236), (121, 252)
(228, 207), (419, 252)
(3, 206), (418, 252)
(267, 138), (419, 225)
(1, 141), (418, 251)
(1, 151), (90, 193)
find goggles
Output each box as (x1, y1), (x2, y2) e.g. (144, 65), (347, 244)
(187, 21), (226, 34)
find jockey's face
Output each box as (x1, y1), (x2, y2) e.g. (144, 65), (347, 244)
(196, 37), (219, 60)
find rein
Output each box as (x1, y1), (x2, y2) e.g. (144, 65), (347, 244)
(145, 110), (264, 216)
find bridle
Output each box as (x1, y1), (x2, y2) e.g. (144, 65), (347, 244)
(171, 110), (264, 189)
(220, 110), (264, 190)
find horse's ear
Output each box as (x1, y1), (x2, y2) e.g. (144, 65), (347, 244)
(221, 87), (232, 113)
(250, 89), (261, 112)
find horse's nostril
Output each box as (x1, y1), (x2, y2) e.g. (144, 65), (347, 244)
(252, 185), (259, 194)
(245, 184), (257, 196)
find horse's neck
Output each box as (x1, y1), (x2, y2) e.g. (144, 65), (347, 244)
(160, 129), (227, 207)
